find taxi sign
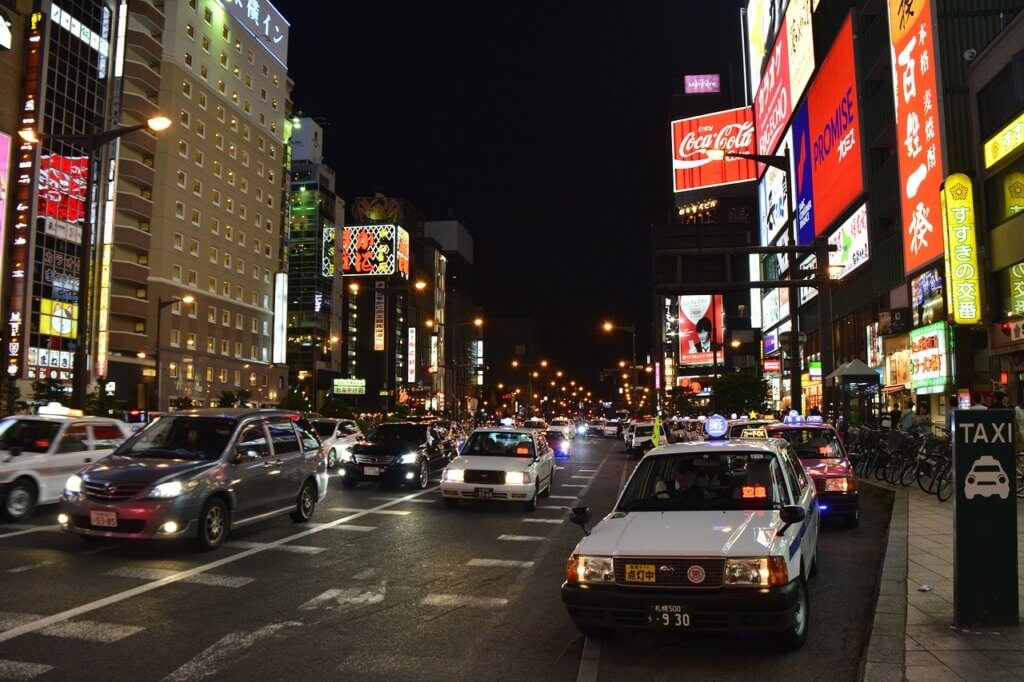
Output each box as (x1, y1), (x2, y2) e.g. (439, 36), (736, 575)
(705, 414), (728, 439)
(806, 415), (824, 424)
(783, 410), (804, 425)
(739, 427), (769, 439)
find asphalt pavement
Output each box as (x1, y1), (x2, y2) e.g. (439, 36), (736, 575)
(0, 437), (891, 681)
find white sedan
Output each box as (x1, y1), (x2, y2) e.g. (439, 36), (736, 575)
(548, 417), (576, 440)
(441, 428), (554, 511)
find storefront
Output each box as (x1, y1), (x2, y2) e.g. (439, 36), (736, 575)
(909, 321), (954, 423)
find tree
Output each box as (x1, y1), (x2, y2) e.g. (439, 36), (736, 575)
(277, 390), (310, 412)
(235, 389), (253, 407)
(670, 385), (701, 417)
(320, 398), (354, 419)
(217, 391), (237, 408)
(169, 396), (194, 411)
(1, 379), (28, 415)
(85, 377), (119, 417)
(708, 370), (769, 417)
(31, 378), (67, 406)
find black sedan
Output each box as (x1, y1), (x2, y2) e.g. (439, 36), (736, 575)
(339, 422), (455, 489)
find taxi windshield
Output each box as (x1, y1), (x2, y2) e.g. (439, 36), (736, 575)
(462, 431), (535, 457)
(0, 418), (61, 453)
(769, 429), (842, 459)
(617, 451), (787, 512)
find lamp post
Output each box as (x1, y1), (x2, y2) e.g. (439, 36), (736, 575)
(154, 294), (193, 411)
(19, 116), (172, 409)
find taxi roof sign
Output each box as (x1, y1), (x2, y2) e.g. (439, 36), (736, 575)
(783, 410), (804, 425)
(705, 414), (728, 439)
(739, 427), (769, 439)
(806, 415), (824, 424)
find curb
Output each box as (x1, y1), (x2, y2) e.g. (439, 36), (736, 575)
(859, 481), (908, 681)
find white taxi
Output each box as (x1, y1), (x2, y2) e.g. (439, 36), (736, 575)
(548, 417), (576, 441)
(0, 410), (132, 520)
(441, 428), (554, 512)
(562, 415), (819, 650)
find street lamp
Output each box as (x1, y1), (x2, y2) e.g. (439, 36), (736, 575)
(602, 321), (638, 388)
(154, 294), (194, 411)
(19, 115), (173, 408)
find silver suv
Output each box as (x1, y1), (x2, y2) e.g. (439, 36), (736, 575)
(59, 409), (329, 550)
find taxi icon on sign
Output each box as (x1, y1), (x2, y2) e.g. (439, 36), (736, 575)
(964, 456), (1010, 500)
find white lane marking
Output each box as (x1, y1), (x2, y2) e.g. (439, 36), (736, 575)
(105, 567), (254, 588)
(352, 568), (376, 580)
(0, 612), (143, 643)
(570, 476), (592, 479)
(497, 534), (545, 542)
(548, 495), (578, 500)
(420, 594), (508, 608)
(299, 583), (386, 610)
(6, 561), (54, 574)
(316, 524), (376, 533)
(226, 541), (325, 555)
(0, 526), (58, 541)
(578, 469), (597, 473)
(371, 497), (435, 504)
(0, 487), (438, 645)
(555, 466), (567, 471)
(328, 507), (412, 516)
(537, 505), (569, 510)
(466, 559), (535, 568)
(162, 621), (301, 682)
(561, 484), (587, 488)
(577, 635), (600, 682)
(522, 518), (562, 524)
(0, 658), (53, 680)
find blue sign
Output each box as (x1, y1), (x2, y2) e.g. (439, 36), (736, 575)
(792, 102), (815, 246)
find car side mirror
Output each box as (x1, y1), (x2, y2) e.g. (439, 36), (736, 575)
(779, 505), (806, 534)
(568, 506), (592, 536)
(234, 449), (260, 463)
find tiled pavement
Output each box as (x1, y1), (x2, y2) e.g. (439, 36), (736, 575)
(863, 481), (1024, 680)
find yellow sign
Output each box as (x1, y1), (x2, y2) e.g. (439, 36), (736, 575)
(740, 428), (769, 439)
(39, 299), (78, 338)
(941, 173), (982, 325)
(1002, 172), (1024, 221)
(984, 110), (1024, 169)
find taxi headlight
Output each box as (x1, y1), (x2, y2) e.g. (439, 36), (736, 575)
(146, 480), (195, 499)
(505, 471), (531, 485)
(64, 474), (83, 496)
(443, 468), (464, 483)
(724, 558), (770, 586)
(573, 555), (615, 584)
(399, 453), (419, 464)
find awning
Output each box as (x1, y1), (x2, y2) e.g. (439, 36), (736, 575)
(826, 358), (881, 384)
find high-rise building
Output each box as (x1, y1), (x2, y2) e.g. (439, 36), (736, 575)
(286, 116), (344, 410)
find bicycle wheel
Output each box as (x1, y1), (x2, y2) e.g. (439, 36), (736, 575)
(900, 460), (920, 487)
(937, 464), (955, 502)
(885, 455), (904, 485)
(1015, 453), (1024, 498)
(917, 459), (937, 494)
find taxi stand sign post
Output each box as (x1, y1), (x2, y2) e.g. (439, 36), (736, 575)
(952, 409), (1019, 627)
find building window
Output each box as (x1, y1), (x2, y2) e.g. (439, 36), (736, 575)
(187, 333), (196, 349)
(206, 337), (215, 353)
(213, 160), (222, 177)
(222, 281), (230, 296)
(199, 64), (208, 79)
(209, 246), (218, 263)
(186, 23), (194, 38)
(203, 7), (211, 22)
(193, 150), (204, 166)
(190, 208), (200, 226)
(219, 369), (228, 383)
(235, 313), (243, 329)
(206, 367), (214, 382)
(207, 306), (216, 323)
(210, 218), (219, 234)
(190, 239), (199, 256)
(221, 340), (229, 355)
(218, 80), (226, 94)
(223, 253), (232, 269)
(235, 285), (243, 300)
(179, 110), (190, 127)
(188, 270), (197, 286)
(170, 330), (180, 347)
(172, 265), (182, 281)
(176, 170), (186, 187)
(192, 178), (202, 195)
(174, 201), (185, 219)
(201, 35), (210, 52)
(211, 189), (221, 206)
(234, 370), (241, 386)
(208, 276), (216, 292)
(197, 92), (206, 109)
(225, 224), (233, 240)
(184, 52), (193, 66)
(195, 120), (205, 137)
(234, 342), (242, 357)
(169, 362), (178, 379)
(173, 232), (184, 250)
(182, 80), (191, 97)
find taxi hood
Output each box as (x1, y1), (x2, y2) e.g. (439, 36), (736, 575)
(576, 510), (783, 557)
(447, 455), (533, 473)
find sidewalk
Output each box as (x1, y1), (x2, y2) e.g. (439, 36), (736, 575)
(862, 481), (1024, 680)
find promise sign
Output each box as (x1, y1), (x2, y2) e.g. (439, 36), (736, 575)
(671, 107), (757, 193)
(940, 173), (981, 325)
(887, 0), (945, 275)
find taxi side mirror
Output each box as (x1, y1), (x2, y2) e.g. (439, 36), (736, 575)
(569, 506), (592, 536)
(779, 505), (806, 534)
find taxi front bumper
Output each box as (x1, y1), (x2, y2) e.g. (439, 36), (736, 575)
(561, 581), (801, 634)
(440, 480), (534, 502)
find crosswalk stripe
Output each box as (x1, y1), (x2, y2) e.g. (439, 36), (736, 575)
(0, 612), (143, 643)
(523, 518), (562, 524)
(105, 567), (254, 588)
(578, 469), (597, 473)
(421, 594), (508, 608)
(328, 507), (412, 516)
(6, 561), (54, 574)
(0, 526), (58, 541)
(548, 495), (577, 500)
(299, 584), (386, 610)
(571, 475), (591, 479)
(316, 524), (376, 532)
(497, 534), (545, 541)
(561, 484), (587, 488)
(466, 559), (535, 568)
(0, 658), (53, 680)
(163, 621), (302, 682)
(226, 541), (325, 555)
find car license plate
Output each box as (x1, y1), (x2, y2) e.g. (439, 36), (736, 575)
(475, 487), (493, 498)
(645, 604), (691, 627)
(624, 563), (656, 583)
(363, 466), (380, 476)
(89, 510), (117, 528)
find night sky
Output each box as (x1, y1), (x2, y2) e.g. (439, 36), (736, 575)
(273, 0), (746, 384)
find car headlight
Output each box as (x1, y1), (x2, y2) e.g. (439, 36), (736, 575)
(724, 558), (770, 586)
(568, 555), (615, 584)
(64, 474), (83, 495)
(399, 453), (419, 464)
(505, 471), (531, 485)
(146, 480), (193, 499)
(444, 468), (464, 482)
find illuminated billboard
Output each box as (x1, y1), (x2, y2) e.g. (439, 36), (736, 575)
(909, 321), (951, 393)
(678, 295), (724, 366)
(746, 0), (789, 97)
(341, 224), (411, 278)
(684, 74), (721, 94)
(753, 0), (813, 159)
(758, 128), (794, 245)
(671, 107), (757, 193)
(888, 0), (945, 275)
(940, 173), (981, 325)
(320, 227), (336, 278)
(792, 16), (863, 244)
(828, 204), (869, 279)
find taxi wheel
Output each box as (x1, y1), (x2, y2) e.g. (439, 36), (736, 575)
(778, 577), (809, 651)
(524, 485), (538, 512)
(2, 478), (36, 521)
(193, 497), (229, 551)
(540, 471), (552, 497)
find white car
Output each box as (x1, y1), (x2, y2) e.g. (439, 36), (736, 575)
(310, 418), (363, 469)
(0, 414), (132, 520)
(548, 417), (576, 441)
(441, 428), (555, 511)
(623, 422), (636, 446)
(602, 419), (620, 438)
(562, 416), (819, 650)
(964, 456), (1010, 499)
(628, 422), (656, 453)
(522, 418), (549, 432)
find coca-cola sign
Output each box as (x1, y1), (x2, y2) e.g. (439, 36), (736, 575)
(671, 106), (757, 193)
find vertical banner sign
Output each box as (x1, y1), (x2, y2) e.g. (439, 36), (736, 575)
(678, 295), (724, 366)
(952, 409), (1019, 627)
(754, 22), (791, 158)
(671, 107), (757, 193)
(407, 326), (416, 383)
(940, 174), (981, 324)
(888, 0), (945, 275)
(373, 283), (385, 352)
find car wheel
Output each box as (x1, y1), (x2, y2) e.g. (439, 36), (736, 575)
(524, 484), (538, 512)
(443, 498), (458, 509)
(193, 497), (229, 551)
(777, 576), (809, 651)
(327, 448), (339, 469)
(411, 460), (428, 490)
(290, 480), (318, 523)
(2, 478), (37, 521)
(845, 508), (860, 529)
(576, 625), (615, 639)
(540, 471), (552, 497)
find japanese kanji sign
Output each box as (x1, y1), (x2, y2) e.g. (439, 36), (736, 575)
(984, 109), (1024, 170)
(222, 0), (289, 67)
(940, 173), (982, 325)
(888, 0), (945, 275)
(341, 224), (410, 278)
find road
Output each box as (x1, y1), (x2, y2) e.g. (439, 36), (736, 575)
(0, 437), (891, 681)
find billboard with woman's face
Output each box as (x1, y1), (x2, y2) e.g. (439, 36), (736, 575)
(678, 295), (724, 366)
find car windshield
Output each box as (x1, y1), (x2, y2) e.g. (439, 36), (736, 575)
(769, 429), (843, 459)
(310, 420), (337, 437)
(462, 431), (535, 457)
(617, 451), (788, 512)
(635, 425), (654, 436)
(544, 431), (566, 444)
(0, 418), (61, 453)
(116, 416), (236, 461)
(365, 424), (427, 445)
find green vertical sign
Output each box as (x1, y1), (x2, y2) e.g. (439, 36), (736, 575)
(952, 409), (1019, 627)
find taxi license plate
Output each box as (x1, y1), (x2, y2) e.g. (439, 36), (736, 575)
(363, 466), (380, 476)
(89, 511), (117, 528)
(645, 604), (691, 628)
(624, 563), (656, 583)
(475, 487), (493, 498)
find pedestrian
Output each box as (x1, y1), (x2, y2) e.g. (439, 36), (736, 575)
(809, 405), (821, 417)
(914, 402), (932, 430)
(969, 393), (988, 409)
(992, 391), (1009, 409)
(944, 395), (957, 433)
(888, 401), (902, 430)
(899, 402), (917, 430)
